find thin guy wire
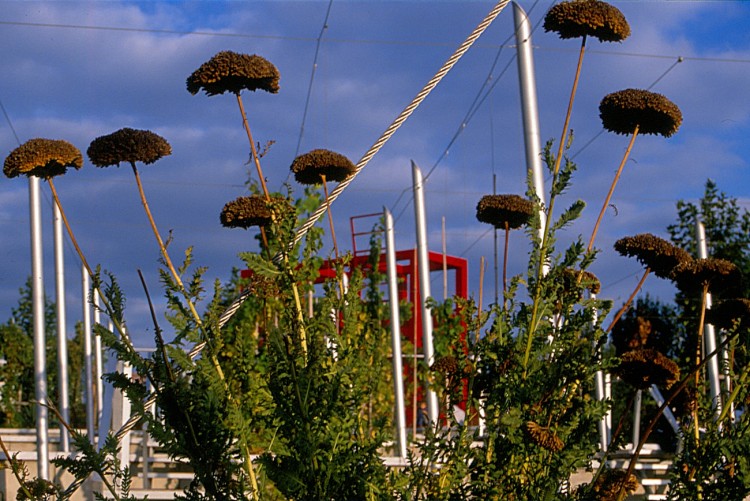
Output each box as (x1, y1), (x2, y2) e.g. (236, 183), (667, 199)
(292, 0), (335, 162)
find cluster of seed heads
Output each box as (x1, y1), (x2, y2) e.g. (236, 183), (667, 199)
(585, 469), (639, 501)
(525, 421), (564, 453)
(290, 149), (357, 185)
(475, 194), (534, 229)
(672, 257), (741, 296)
(615, 348), (680, 390)
(187, 51), (280, 96)
(544, 0), (630, 43)
(220, 195), (280, 229)
(614, 233), (692, 279)
(611, 316), (652, 354)
(87, 128), (172, 167)
(600, 88), (683, 137)
(707, 298), (750, 331)
(3, 138), (83, 179)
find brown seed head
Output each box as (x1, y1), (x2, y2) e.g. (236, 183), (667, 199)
(589, 469), (639, 500)
(220, 195), (286, 229)
(187, 51), (280, 96)
(600, 89), (682, 137)
(707, 298), (750, 331)
(672, 258), (741, 296)
(544, 0), (630, 42)
(525, 421), (564, 452)
(615, 348), (680, 390)
(561, 268), (601, 297)
(614, 233), (692, 279)
(290, 149), (356, 185)
(476, 194), (534, 229)
(4, 138), (83, 179)
(87, 128), (171, 167)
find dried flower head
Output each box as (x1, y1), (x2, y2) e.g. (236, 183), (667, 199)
(187, 51), (280, 96)
(431, 355), (460, 377)
(615, 348), (680, 390)
(562, 268), (601, 295)
(600, 89), (682, 137)
(220, 195), (286, 229)
(476, 194), (535, 229)
(241, 270), (280, 297)
(612, 316), (652, 353)
(87, 128), (171, 167)
(612, 313), (673, 356)
(672, 258), (741, 296)
(290, 149), (356, 185)
(588, 468), (638, 500)
(544, 0), (630, 42)
(614, 233), (692, 279)
(4, 138), (83, 179)
(525, 421), (564, 452)
(707, 298), (750, 331)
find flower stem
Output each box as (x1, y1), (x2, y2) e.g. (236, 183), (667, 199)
(129, 162), (260, 496)
(236, 93), (270, 201)
(588, 125), (640, 253)
(551, 35), (587, 180)
(606, 268), (650, 333)
(522, 37), (588, 377)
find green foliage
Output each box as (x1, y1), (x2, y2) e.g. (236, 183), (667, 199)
(399, 141), (614, 500)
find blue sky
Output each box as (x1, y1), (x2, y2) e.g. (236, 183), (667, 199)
(1, 1), (749, 346)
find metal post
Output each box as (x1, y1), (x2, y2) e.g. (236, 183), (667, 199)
(82, 265), (95, 441)
(591, 293), (610, 450)
(412, 161), (439, 424)
(94, 293), (104, 431)
(53, 203), (70, 452)
(697, 220), (723, 417)
(385, 208), (408, 459)
(632, 389), (642, 450)
(30, 176), (49, 479)
(513, 1), (546, 241)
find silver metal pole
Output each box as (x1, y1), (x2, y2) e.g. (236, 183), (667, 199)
(82, 265), (95, 441)
(94, 293), (104, 430)
(385, 208), (408, 458)
(53, 203), (70, 452)
(30, 176), (49, 479)
(591, 293), (610, 451)
(513, 1), (546, 241)
(696, 220), (723, 417)
(631, 389), (642, 450)
(412, 161), (439, 424)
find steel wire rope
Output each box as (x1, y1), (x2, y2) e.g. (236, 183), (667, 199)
(112, 0), (514, 442)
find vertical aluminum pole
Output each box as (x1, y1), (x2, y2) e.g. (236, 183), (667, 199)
(591, 293), (610, 450)
(513, 2), (546, 241)
(53, 204), (70, 452)
(412, 161), (439, 424)
(30, 177), (49, 479)
(94, 294), (104, 429)
(697, 220), (722, 417)
(631, 389), (642, 450)
(385, 208), (408, 458)
(82, 265), (95, 441)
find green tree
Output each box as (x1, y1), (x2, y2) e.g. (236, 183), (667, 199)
(0, 278), (86, 428)
(668, 178), (750, 299)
